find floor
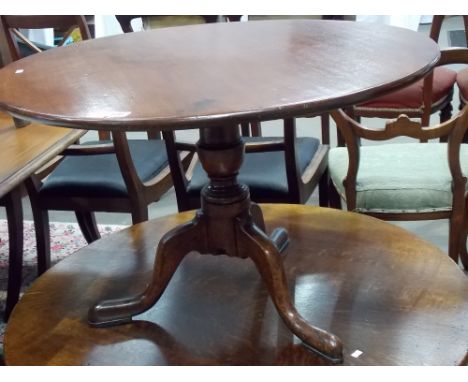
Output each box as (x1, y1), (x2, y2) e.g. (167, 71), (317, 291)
(1, 16), (466, 261)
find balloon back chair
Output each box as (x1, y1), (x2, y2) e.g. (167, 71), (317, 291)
(352, 16), (460, 129)
(328, 47), (468, 268)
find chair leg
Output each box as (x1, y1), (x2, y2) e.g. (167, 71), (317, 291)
(31, 207), (51, 276)
(328, 179), (342, 209)
(448, 217), (463, 264)
(3, 188), (23, 321)
(250, 121), (262, 137)
(440, 102), (453, 124)
(75, 211), (101, 244)
(318, 170), (329, 207)
(131, 205), (149, 225)
(320, 113), (330, 145)
(459, 211), (468, 269)
(460, 233), (468, 270)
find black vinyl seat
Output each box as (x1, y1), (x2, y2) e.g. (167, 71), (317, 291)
(187, 137), (321, 202)
(163, 117), (330, 212)
(40, 140), (169, 198)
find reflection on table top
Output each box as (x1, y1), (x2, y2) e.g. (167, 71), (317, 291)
(0, 20), (439, 131)
(5, 205), (468, 365)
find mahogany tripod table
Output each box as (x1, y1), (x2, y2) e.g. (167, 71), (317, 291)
(4, 205), (468, 365)
(0, 20), (441, 362)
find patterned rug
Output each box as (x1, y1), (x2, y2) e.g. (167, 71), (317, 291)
(0, 219), (126, 364)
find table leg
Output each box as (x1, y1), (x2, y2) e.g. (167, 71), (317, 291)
(2, 187), (24, 321)
(237, 221), (342, 363)
(88, 124), (343, 363)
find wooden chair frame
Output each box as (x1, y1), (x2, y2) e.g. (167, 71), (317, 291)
(0, 109), (85, 321)
(0, 15), (91, 62)
(0, 15), (186, 275)
(163, 117), (330, 212)
(451, 16), (468, 110)
(352, 16), (468, 127)
(329, 47), (468, 268)
(114, 15), (242, 33)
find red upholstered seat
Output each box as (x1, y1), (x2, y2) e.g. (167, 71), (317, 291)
(457, 67), (468, 103)
(358, 67), (457, 109)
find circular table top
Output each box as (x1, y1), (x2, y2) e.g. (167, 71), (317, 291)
(5, 205), (468, 365)
(0, 20), (439, 131)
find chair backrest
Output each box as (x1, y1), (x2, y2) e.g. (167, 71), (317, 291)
(430, 15), (468, 45)
(0, 15), (91, 62)
(114, 15), (142, 33)
(331, 103), (468, 214)
(331, 46), (468, 213)
(351, 16), (467, 128)
(115, 15), (238, 34)
(162, 117), (327, 212)
(0, 16), (112, 140)
(421, 16), (468, 125)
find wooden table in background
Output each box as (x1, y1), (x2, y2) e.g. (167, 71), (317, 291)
(0, 112), (83, 198)
(0, 20), (442, 361)
(0, 112), (84, 319)
(5, 205), (468, 366)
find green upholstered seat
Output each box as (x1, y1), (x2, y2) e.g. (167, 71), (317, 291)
(328, 143), (468, 213)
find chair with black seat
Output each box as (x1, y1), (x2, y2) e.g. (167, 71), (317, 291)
(328, 47), (468, 269)
(352, 15), (457, 128)
(163, 118), (329, 212)
(0, 15), (185, 275)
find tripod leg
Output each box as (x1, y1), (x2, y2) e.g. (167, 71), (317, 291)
(238, 221), (343, 364)
(250, 203), (266, 232)
(89, 217), (205, 326)
(249, 203), (289, 253)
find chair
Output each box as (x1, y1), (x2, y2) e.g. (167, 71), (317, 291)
(352, 15), (458, 128)
(328, 47), (468, 268)
(115, 15), (243, 34)
(0, 15), (186, 275)
(163, 118), (330, 212)
(459, 68), (468, 109)
(0, 109), (84, 320)
(453, 17), (468, 110)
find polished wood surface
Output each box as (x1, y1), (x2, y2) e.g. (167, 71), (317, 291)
(0, 15), (91, 62)
(5, 204), (468, 366)
(0, 20), (439, 131)
(0, 111), (84, 319)
(0, 16), (186, 278)
(0, 112), (84, 198)
(0, 20), (444, 364)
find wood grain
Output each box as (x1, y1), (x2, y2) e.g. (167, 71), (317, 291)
(5, 204), (468, 365)
(0, 20), (439, 131)
(0, 112), (84, 197)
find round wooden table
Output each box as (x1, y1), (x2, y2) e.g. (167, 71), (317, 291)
(5, 205), (468, 365)
(0, 20), (441, 361)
